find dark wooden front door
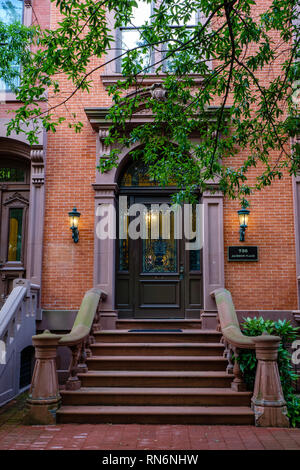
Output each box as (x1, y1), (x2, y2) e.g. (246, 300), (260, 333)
(116, 195), (203, 319)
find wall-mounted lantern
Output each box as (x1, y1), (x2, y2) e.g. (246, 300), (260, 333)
(238, 208), (250, 242)
(69, 207), (80, 243)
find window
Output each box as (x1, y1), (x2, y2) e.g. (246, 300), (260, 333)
(8, 207), (23, 261)
(0, 166), (25, 181)
(118, 0), (152, 72)
(117, 0), (200, 74)
(0, 0), (24, 91)
(0, 0), (23, 23)
(120, 159), (176, 186)
(162, 3), (199, 72)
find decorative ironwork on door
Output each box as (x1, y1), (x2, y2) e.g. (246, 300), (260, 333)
(142, 207), (177, 273)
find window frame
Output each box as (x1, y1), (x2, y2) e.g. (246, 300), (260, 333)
(0, 0), (32, 101)
(114, 1), (203, 75)
(116, 1), (155, 74)
(161, 9), (201, 73)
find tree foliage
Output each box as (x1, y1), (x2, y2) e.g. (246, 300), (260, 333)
(0, 0), (299, 204)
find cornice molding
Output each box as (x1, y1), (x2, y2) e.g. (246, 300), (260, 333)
(85, 104), (231, 130)
(101, 73), (206, 88)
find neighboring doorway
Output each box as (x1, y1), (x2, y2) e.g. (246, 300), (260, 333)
(115, 160), (203, 318)
(0, 156), (30, 304)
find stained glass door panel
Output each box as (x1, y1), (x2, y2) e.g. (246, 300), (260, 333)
(142, 207), (177, 273)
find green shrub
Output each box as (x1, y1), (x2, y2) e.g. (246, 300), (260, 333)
(237, 317), (300, 427)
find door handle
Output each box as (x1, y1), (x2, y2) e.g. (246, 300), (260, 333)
(179, 265), (184, 280)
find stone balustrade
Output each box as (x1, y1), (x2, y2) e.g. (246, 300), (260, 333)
(0, 279), (40, 407)
(212, 288), (290, 427)
(26, 288), (107, 424)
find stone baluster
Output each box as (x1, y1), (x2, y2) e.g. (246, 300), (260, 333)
(216, 315), (221, 333)
(92, 300), (102, 335)
(65, 344), (82, 390)
(77, 340), (88, 374)
(26, 330), (61, 424)
(223, 341), (234, 375)
(85, 334), (93, 357)
(252, 335), (289, 427)
(231, 347), (247, 391)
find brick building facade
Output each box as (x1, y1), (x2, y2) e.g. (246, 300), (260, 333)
(0, 0), (300, 336)
(0, 0), (299, 322)
(0, 0), (299, 427)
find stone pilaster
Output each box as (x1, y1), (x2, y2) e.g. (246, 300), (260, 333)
(93, 183), (118, 330)
(202, 190), (224, 329)
(26, 146), (45, 293)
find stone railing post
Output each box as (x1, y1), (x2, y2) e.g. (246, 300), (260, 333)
(26, 330), (61, 425)
(252, 335), (289, 427)
(231, 347), (247, 392)
(65, 344), (82, 390)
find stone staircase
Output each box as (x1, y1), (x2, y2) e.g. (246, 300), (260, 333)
(57, 320), (254, 424)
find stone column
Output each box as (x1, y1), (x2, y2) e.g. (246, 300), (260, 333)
(26, 330), (61, 425)
(93, 183), (118, 330)
(202, 190), (225, 329)
(252, 335), (289, 427)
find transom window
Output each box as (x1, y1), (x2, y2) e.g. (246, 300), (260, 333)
(120, 159), (177, 187)
(117, 0), (199, 73)
(0, 166), (25, 182)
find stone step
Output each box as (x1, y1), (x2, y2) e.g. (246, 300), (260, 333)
(94, 330), (221, 344)
(60, 387), (252, 407)
(78, 370), (233, 388)
(90, 342), (225, 357)
(56, 405), (254, 425)
(86, 355), (228, 371)
(116, 319), (202, 330)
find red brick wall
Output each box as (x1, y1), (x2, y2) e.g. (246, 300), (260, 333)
(224, 175), (297, 310)
(40, 1), (111, 309)
(23, 1), (299, 311)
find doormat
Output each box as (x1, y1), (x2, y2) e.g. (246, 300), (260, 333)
(128, 329), (183, 332)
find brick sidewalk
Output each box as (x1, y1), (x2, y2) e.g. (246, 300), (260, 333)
(1, 394), (300, 450)
(0, 423), (300, 450)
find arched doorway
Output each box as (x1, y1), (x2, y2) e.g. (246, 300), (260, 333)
(115, 159), (203, 319)
(0, 154), (30, 303)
